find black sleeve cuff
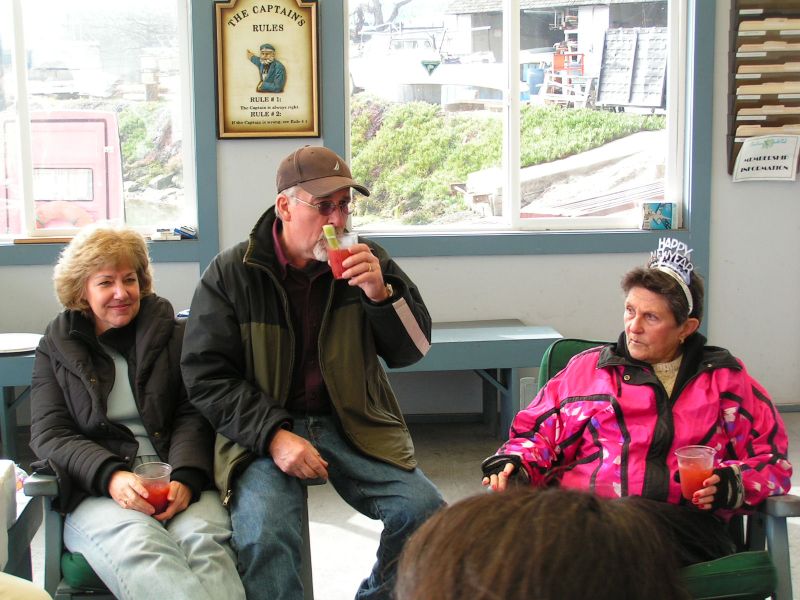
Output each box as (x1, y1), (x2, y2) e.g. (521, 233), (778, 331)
(264, 420), (293, 454)
(365, 276), (405, 306)
(711, 466), (744, 510)
(481, 454), (528, 483)
(170, 467), (208, 503)
(96, 460), (129, 497)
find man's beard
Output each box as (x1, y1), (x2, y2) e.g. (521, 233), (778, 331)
(312, 237), (329, 262)
(312, 227), (345, 262)
(260, 58), (274, 65)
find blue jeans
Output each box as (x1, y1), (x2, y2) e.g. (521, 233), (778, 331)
(64, 491), (245, 600)
(229, 415), (444, 600)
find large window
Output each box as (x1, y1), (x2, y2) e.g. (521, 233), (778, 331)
(0, 0), (196, 239)
(347, 0), (682, 232)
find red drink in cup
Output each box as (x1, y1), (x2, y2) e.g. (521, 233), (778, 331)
(144, 481), (171, 513)
(134, 461), (172, 515)
(325, 231), (358, 279)
(328, 247), (352, 279)
(675, 445), (716, 500)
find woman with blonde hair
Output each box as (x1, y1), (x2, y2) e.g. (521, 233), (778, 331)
(30, 224), (244, 600)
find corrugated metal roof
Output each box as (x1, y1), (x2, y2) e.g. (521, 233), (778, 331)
(446, 0), (662, 15)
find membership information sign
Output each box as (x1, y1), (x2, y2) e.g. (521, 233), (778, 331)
(214, 0), (319, 138)
(733, 135), (800, 182)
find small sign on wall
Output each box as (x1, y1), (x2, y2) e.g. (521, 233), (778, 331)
(214, 0), (319, 139)
(733, 135), (800, 182)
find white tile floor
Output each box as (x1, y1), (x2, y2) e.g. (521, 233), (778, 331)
(24, 414), (800, 599)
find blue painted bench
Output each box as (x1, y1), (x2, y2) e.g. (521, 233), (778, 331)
(386, 320), (562, 436)
(0, 352), (36, 460)
(0, 322), (563, 455)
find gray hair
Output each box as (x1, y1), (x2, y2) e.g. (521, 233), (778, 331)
(276, 185), (300, 221)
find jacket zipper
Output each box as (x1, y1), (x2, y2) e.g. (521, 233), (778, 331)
(316, 279), (336, 404)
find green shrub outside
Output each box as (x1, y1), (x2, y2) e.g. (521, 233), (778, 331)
(350, 94), (665, 225)
(117, 102), (176, 181)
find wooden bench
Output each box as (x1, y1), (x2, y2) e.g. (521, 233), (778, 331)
(386, 320), (562, 436)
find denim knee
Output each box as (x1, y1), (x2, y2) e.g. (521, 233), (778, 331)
(384, 480), (444, 534)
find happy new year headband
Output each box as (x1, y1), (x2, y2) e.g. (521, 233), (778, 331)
(648, 237), (694, 315)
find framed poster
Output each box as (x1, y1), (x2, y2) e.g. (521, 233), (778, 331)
(214, 0), (319, 138)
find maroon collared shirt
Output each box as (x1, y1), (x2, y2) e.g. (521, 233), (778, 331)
(272, 220), (332, 414)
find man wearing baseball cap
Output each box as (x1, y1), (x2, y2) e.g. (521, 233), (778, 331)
(182, 145), (444, 600)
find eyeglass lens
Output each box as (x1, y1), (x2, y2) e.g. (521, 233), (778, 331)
(318, 200), (351, 216)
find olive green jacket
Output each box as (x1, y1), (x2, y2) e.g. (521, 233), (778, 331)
(181, 207), (432, 502)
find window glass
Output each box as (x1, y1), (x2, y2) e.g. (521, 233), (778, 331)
(0, 0), (22, 235)
(348, 0), (675, 232)
(0, 0), (195, 237)
(518, 3), (668, 228)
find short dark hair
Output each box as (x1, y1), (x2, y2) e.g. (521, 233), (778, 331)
(621, 267), (704, 324)
(396, 488), (689, 600)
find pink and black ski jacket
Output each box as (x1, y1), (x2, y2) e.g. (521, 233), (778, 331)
(497, 334), (791, 514)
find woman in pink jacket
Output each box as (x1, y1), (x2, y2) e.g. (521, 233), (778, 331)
(482, 237), (792, 565)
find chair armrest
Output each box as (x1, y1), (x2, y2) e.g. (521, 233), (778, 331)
(21, 474), (63, 596)
(762, 494), (800, 518)
(22, 473), (58, 498)
(760, 494), (800, 600)
(5, 493), (43, 578)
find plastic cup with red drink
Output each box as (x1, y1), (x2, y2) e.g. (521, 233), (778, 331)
(325, 230), (359, 279)
(675, 445), (716, 500)
(134, 461), (172, 514)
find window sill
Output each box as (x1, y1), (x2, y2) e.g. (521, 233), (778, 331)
(360, 228), (692, 258)
(12, 237), (73, 244)
(0, 238), (204, 266)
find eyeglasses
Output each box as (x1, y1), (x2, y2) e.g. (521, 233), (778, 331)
(291, 195), (352, 216)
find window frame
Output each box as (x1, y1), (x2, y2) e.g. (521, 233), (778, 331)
(346, 1), (680, 233)
(0, 0), (220, 269)
(343, 0), (712, 277)
(0, 0), (713, 282)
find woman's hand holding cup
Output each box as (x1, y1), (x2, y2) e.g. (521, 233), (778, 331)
(108, 470), (155, 515)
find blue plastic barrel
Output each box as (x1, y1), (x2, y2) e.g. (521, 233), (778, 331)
(527, 67), (545, 95)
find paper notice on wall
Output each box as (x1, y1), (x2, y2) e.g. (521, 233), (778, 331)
(733, 135), (800, 182)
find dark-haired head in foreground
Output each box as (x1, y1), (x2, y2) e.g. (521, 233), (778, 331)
(396, 487), (689, 600)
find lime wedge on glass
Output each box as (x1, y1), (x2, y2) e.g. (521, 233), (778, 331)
(322, 224), (339, 249)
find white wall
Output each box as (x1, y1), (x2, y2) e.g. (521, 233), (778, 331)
(217, 139), (300, 247)
(707, 2), (800, 405)
(0, 263), (199, 336)
(1, 1), (797, 410)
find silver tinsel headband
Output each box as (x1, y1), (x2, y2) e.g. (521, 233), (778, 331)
(648, 237), (694, 315)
